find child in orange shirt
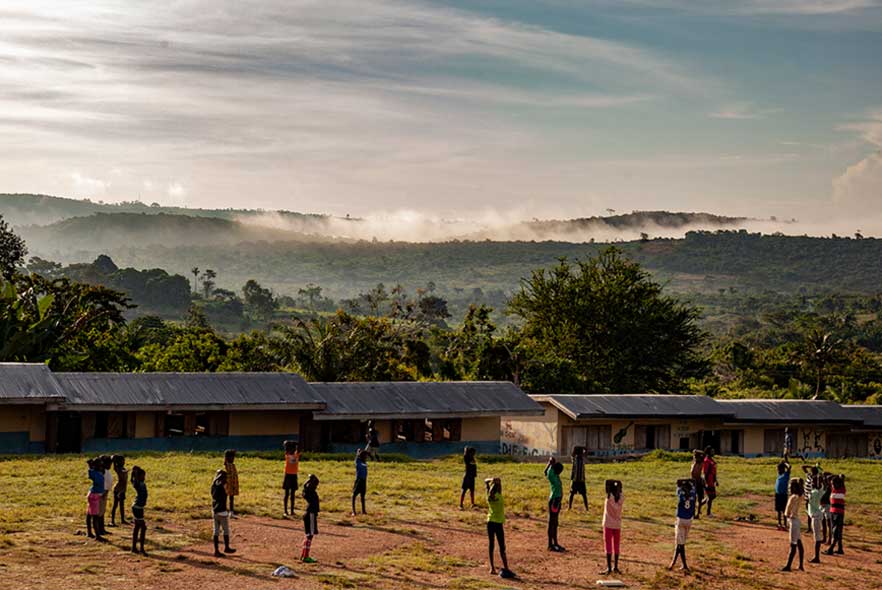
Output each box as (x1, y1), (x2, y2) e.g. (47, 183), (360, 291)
(283, 440), (301, 515)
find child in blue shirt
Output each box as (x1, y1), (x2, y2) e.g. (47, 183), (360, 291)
(775, 459), (791, 530)
(351, 449), (368, 516)
(669, 479), (696, 572)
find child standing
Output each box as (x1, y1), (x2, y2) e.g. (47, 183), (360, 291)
(301, 474), (320, 564)
(690, 450), (705, 520)
(669, 479), (695, 572)
(97, 455), (113, 536)
(782, 478), (805, 571)
(600, 479), (624, 576)
(819, 473), (832, 543)
(130, 465), (148, 555)
(802, 464), (819, 534)
(460, 447), (477, 510)
(545, 457), (565, 552)
(825, 474), (846, 555)
(702, 447), (718, 517)
(283, 440), (300, 515)
(211, 469), (237, 557)
(224, 449), (239, 517)
(365, 421), (381, 461)
(485, 477), (513, 578)
(775, 459), (791, 530)
(86, 458), (105, 542)
(568, 446), (588, 511)
(110, 454), (129, 527)
(351, 449), (368, 516)
(807, 474), (823, 564)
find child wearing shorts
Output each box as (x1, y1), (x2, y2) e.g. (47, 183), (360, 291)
(600, 479), (624, 575)
(782, 478), (805, 571)
(460, 447), (477, 509)
(301, 474), (320, 563)
(485, 477), (513, 577)
(775, 459), (791, 530)
(283, 440), (300, 515)
(669, 479), (695, 572)
(545, 457), (565, 552)
(85, 458), (105, 542)
(807, 474), (823, 563)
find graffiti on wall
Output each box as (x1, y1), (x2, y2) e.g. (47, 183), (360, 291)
(500, 419), (557, 457)
(799, 428), (826, 456)
(870, 435), (882, 458)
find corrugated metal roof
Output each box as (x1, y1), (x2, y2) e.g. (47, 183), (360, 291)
(311, 381), (543, 420)
(717, 399), (860, 423)
(840, 405), (882, 428)
(0, 363), (65, 401)
(54, 372), (323, 408)
(535, 394), (732, 420)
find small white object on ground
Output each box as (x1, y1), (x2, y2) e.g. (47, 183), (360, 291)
(272, 565), (296, 578)
(595, 580), (626, 587)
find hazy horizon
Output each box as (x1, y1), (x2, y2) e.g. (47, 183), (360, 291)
(1, 1), (880, 226)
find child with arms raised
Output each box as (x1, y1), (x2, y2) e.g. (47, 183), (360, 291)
(301, 474), (320, 563)
(600, 479), (624, 576)
(485, 477), (514, 578)
(807, 474), (824, 563)
(460, 447), (477, 510)
(545, 457), (565, 552)
(669, 479), (695, 572)
(775, 458), (791, 530)
(569, 446), (588, 511)
(283, 440), (300, 515)
(782, 478), (805, 571)
(130, 466), (148, 555)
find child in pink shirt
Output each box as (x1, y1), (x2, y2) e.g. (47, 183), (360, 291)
(600, 479), (624, 575)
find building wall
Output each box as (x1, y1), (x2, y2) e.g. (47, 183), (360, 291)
(502, 404), (560, 457)
(228, 411), (301, 436)
(743, 426), (765, 456)
(461, 416), (500, 441)
(135, 413), (156, 438)
(0, 405), (46, 453)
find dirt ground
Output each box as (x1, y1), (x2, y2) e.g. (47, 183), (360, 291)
(2, 505), (880, 590)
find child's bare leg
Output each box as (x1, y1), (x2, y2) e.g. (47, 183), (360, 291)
(459, 489), (466, 509)
(680, 546), (689, 570)
(360, 493), (366, 514)
(488, 528), (496, 573)
(582, 492), (588, 510)
(470, 489), (475, 507)
(668, 546), (679, 569)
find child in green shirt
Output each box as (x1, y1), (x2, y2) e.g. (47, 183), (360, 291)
(545, 457), (565, 552)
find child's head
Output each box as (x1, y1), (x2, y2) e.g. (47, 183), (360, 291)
(224, 449), (236, 463)
(284, 440), (298, 453)
(605, 479), (622, 500)
(357, 449), (368, 462)
(693, 449), (704, 461)
(552, 461), (564, 475)
(571, 446), (584, 458)
(214, 468), (227, 485)
(100, 455), (112, 469)
(677, 478), (694, 494)
(703, 446), (714, 457)
(131, 465), (145, 482)
(306, 473), (319, 490)
(464, 447), (476, 461)
(777, 460), (788, 474)
(488, 477), (502, 498)
(87, 457), (97, 470)
(831, 474), (844, 488)
(112, 454), (125, 469)
(790, 478), (804, 496)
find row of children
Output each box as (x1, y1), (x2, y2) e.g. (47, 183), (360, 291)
(85, 455), (147, 554)
(775, 459), (847, 571)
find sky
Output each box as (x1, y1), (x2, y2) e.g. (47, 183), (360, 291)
(1, 0), (881, 225)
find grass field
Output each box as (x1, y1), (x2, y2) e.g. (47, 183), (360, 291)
(1, 452), (880, 589)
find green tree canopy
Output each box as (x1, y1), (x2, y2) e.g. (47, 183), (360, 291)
(507, 247), (707, 393)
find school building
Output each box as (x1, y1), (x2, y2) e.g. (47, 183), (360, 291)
(0, 364), (542, 455)
(503, 394), (882, 459)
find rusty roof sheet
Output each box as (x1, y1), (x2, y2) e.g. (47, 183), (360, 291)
(54, 372), (323, 408)
(0, 363), (65, 401)
(717, 399), (860, 423)
(311, 381), (543, 420)
(536, 394), (732, 420)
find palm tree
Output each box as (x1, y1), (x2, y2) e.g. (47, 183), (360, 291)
(805, 329), (840, 400)
(202, 269), (217, 299)
(190, 267), (200, 296)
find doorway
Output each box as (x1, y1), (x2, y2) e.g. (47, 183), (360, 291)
(55, 413), (82, 453)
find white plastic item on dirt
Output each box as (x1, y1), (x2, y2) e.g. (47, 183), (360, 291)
(272, 565), (296, 578)
(596, 581), (626, 587)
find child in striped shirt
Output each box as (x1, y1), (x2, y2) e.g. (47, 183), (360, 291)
(825, 474), (846, 555)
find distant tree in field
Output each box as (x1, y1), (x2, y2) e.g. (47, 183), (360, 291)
(190, 267), (200, 295)
(298, 283), (324, 311)
(359, 283), (389, 316)
(242, 279), (276, 323)
(508, 247), (707, 393)
(202, 269), (217, 298)
(0, 215), (27, 280)
(417, 294), (451, 326)
(26, 257), (62, 278)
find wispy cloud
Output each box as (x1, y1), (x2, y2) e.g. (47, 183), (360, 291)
(709, 103), (780, 120)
